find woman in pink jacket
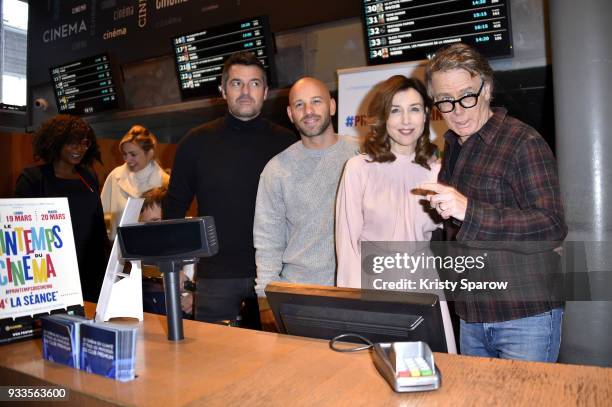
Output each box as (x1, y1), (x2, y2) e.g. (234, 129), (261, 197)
(336, 75), (441, 287)
(335, 76), (456, 352)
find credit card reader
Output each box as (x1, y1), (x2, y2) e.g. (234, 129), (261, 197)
(372, 341), (441, 392)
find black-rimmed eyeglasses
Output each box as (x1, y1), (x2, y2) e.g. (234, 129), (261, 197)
(433, 81), (485, 113)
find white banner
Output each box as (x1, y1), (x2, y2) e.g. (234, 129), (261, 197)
(0, 198), (83, 319)
(337, 61), (448, 149)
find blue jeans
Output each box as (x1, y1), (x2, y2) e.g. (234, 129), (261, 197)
(460, 308), (563, 362)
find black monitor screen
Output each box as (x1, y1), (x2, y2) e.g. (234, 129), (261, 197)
(50, 53), (123, 115)
(362, 0), (513, 64)
(266, 283), (448, 352)
(172, 16), (275, 100)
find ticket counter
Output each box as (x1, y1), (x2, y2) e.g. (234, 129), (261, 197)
(0, 305), (610, 406)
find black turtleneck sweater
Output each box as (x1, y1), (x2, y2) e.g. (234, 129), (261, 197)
(164, 114), (297, 279)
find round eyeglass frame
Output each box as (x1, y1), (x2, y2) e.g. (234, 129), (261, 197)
(433, 81), (485, 113)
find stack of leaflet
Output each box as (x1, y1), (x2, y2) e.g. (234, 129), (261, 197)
(41, 315), (138, 382)
(80, 322), (138, 382)
(41, 314), (89, 368)
(1, 305), (85, 345)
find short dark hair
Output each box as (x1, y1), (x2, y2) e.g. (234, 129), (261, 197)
(221, 51), (267, 89)
(425, 43), (494, 97)
(141, 186), (167, 214)
(32, 114), (102, 167)
(362, 75), (436, 170)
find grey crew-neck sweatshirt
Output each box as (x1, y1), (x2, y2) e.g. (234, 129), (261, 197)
(254, 135), (358, 296)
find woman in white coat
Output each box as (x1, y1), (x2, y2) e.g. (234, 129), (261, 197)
(101, 125), (169, 240)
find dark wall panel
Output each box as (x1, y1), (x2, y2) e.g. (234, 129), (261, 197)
(493, 66), (556, 153)
(28, 0), (361, 85)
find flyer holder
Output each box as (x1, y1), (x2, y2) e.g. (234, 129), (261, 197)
(95, 198), (145, 322)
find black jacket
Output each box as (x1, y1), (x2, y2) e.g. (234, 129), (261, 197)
(14, 164), (109, 302)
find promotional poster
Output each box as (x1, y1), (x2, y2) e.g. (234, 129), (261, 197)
(337, 61), (448, 149)
(0, 198), (83, 321)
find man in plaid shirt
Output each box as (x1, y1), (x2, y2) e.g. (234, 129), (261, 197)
(421, 43), (567, 362)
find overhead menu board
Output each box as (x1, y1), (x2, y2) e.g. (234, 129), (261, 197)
(362, 0), (513, 64)
(50, 53), (123, 115)
(172, 16), (275, 99)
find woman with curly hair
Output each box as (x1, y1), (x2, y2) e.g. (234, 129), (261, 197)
(336, 75), (441, 287)
(101, 125), (169, 240)
(14, 114), (109, 302)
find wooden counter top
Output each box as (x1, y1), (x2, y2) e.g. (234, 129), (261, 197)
(0, 306), (610, 406)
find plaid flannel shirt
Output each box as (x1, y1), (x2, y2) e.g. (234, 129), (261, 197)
(439, 107), (567, 322)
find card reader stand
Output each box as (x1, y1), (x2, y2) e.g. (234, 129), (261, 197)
(116, 217), (219, 341)
(372, 342), (441, 392)
(157, 260), (190, 341)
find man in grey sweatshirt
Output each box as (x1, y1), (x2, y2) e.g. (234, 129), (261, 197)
(253, 77), (358, 313)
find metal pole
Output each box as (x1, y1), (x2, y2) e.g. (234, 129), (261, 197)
(160, 261), (184, 341)
(549, 0), (612, 367)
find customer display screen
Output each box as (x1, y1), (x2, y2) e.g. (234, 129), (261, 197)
(50, 53), (122, 115)
(172, 16), (275, 99)
(362, 0), (513, 64)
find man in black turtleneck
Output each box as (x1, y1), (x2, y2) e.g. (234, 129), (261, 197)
(164, 52), (296, 328)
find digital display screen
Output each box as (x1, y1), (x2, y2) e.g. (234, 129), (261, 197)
(117, 217), (219, 261)
(172, 16), (275, 99)
(120, 222), (203, 258)
(50, 53), (122, 115)
(362, 0), (513, 64)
